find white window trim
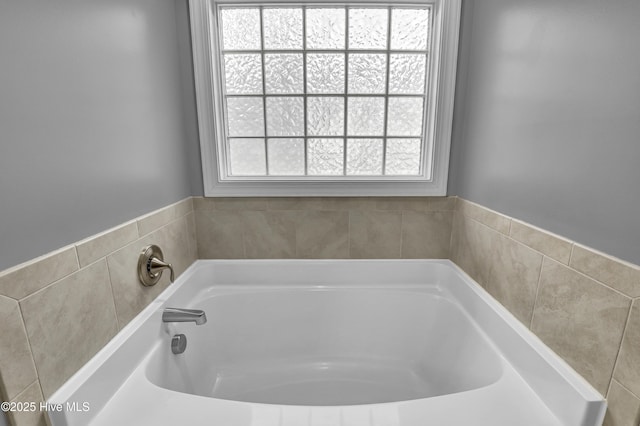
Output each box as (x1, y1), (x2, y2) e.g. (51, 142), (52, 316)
(189, 0), (461, 197)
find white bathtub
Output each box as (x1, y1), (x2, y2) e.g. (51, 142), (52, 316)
(48, 260), (605, 426)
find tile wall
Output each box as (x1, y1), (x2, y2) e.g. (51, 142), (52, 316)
(193, 196), (455, 259)
(0, 199), (196, 426)
(2, 195), (639, 425)
(451, 198), (640, 426)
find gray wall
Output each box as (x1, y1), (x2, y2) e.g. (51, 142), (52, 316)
(449, 0), (640, 265)
(0, 0), (194, 271)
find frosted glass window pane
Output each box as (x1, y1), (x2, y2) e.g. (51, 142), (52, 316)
(266, 97), (304, 136)
(227, 97), (264, 137)
(263, 8), (303, 50)
(306, 8), (345, 49)
(268, 138), (305, 175)
(306, 54), (345, 94)
(229, 138), (266, 175)
(385, 138), (421, 175)
(220, 9), (261, 50)
(390, 9), (430, 50)
(387, 97), (423, 136)
(307, 97), (344, 136)
(389, 54), (427, 94)
(308, 139), (344, 175)
(347, 97), (385, 136)
(265, 54), (303, 94)
(223, 54), (262, 95)
(347, 139), (383, 175)
(349, 9), (388, 49)
(348, 54), (387, 94)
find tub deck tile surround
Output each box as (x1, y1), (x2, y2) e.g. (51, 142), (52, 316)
(8, 380), (47, 426)
(451, 196), (640, 423)
(296, 210), (349, 259)
(193, 197), (456, 260)
(509, 219), (573, 265)
(0, 197), (195, 426)
(195, 210), (246, 258)
(401, 211), (452, 259)
(19, 260), (119, 398)
(570, 244), (640, 298)
(107, 215), (195, 327)
(137, 198), (194, 236)
(603, 380), (640, 426)
(450, 211), (494, 286)
(456, 198), (512, 234)
(241, 211), (297, 259)
(613, 301), (640, 397)
(485, 234), (543, 327)
(0, 296), (38, 401)
(0, 247), (79, 300)
(349, 210), (403, 258)
(375, 196), (456, 212)
(530, 258), (631, 395)
(75, 221), (139, 268)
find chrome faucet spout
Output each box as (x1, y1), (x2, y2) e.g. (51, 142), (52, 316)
(162, 308), (207, 325)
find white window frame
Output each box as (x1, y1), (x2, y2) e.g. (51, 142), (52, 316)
(189, 0), (461, 196)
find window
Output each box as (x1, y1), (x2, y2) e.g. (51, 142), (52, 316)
(189, 0), (461, 196)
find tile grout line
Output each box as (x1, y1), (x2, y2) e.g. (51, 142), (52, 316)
(528, 255), (546, 330)
(399, 211), (405, 258)
(347, 210), (352, 259)
(610, 377), (640, 401)
(104, 257), (122, 332)
(15, 300), (45, 403)
(605, 299), (636, 399)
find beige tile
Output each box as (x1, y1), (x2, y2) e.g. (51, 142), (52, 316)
(0, 246), (78, 300)
(320, 197), (377, 211)
(604, 380), (640, 426)
(20, 260), (118, 398)
(192, 196), (216, 211)
(570, 244), (640, 297)
(485, 235), (543, 326)
(107, 217), (193, 328)
(268, 198), (324, 211)
(296, 211), (349, 259)
(214, 198), (268, 211)
(349, 210), (402, 258)
(401, 211), (452, 259)
(242, 211), (297, 258)
(614, 301), (640, 397)
(75, 222), (138, 268)
(427, 196), (457, 211)
(509, 220), (573, 265)
(185, 212), (198, 261)
(136, 204), (175, 236)
(194, 210), (245, 259)
(174, 197), (193, 218)
(375, 197), (432, 212)
(8, 380), (47, 426)
(450, 213), (495, 287)
(0, 296), (37, 401)
(457, 198), (511, 234)
(376, 197), (456, 212)
(531, 258), (631, 395)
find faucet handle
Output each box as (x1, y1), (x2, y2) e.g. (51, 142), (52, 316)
(138, 245), (174, 286)
(149, 256), (175, 283)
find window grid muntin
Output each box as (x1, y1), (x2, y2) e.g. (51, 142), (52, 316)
(217, 4), (432, 178)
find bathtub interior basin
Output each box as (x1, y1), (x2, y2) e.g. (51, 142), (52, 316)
(145, 288), (503, 406)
